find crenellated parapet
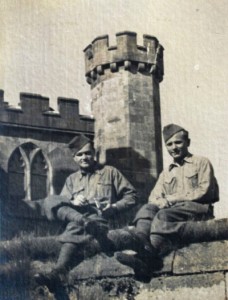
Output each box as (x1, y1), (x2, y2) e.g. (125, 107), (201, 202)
(0, 90), (94, 134)
(84, 31), (164, 85)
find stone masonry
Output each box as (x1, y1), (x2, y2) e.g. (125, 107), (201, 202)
(71, 240), (228, 300)
(1, 235), (227, 299)
(84, 31), (164, 201)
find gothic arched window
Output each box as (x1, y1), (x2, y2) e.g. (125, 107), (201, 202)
(8, 143), (51, 201)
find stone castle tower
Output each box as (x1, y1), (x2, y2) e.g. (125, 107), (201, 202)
(84, 31), (164, 200)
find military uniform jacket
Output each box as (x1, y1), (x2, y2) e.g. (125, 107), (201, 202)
(149, 154), (219, 206)
(60, 163), (137, 212)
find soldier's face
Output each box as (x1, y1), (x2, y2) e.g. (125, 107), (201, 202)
(74, 143), (95, 170)
(165, 131), (190, 162)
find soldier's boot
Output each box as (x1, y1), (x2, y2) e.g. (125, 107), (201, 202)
(114, 252), (153, 282)
(107, 228), (135, 252)
(34, 243), (80, 293)
(109, 228), (162, 279)
(150, 234), (173, 257)
(135, 219), (151, 236)
(108, 228), (158, 258)
(114, 236), (163, 281)
(84, 216), (109, 238)
(115, 246), (163, 279)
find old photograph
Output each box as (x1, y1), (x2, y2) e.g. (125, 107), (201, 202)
(0, 1), (227, 299)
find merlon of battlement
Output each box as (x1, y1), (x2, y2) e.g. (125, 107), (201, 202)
(58, 96), (79, 117)
(20, 92), (49, 112)
(84, 31), (164, 84)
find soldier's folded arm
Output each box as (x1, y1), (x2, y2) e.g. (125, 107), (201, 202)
(60, 175), (74, 200)
(111, 167), (138, 212)
(148, 174), (169, 208)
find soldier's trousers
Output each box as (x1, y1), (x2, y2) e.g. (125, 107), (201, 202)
(56, 205), (109, 245)
(133, 201), (212, 253)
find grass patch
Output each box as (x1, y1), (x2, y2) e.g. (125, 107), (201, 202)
(0, 232), (61, 299)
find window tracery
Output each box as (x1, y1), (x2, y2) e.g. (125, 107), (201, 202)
(8, 143), (51, 201)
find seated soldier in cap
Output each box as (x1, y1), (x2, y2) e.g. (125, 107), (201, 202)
(34, 134), (138, 291)
(116, 124), (219, 273)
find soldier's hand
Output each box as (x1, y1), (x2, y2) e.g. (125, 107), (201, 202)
(102, 203), (118, 218)
(71, 195), (89, 207)
(166, 194), (184, 204)
(156, 197), (170, 209)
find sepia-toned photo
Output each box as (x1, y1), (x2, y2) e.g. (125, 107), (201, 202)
(0, 1), (227, 299)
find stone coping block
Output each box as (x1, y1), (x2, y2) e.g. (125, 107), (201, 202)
(173, 240), (228, 274)
(154, 251), (175, 275)
(69, 253), (134, 281)
(136, 272), (226, 300)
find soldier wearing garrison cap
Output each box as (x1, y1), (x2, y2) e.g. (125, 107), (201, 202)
(34, 134), (138, 291)
(67, 134), (93, 156)
(116, 124), (219, 275)
(162, 123), (189, 142)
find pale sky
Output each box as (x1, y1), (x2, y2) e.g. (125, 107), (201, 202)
(0, 0), (228, 218)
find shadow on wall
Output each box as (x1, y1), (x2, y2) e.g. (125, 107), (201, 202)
(102, 147), (157, 227)
(105, 147), (157, 201)
(47, 147), (78, 195)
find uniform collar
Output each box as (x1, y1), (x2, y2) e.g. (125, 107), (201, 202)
(79, 162), (102, 179)
(169, 153), (193, 171)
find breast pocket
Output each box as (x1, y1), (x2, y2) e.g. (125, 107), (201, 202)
(96, 182), (112, 199)
(185, 170), (198, 189)
(164, 175), (177, 195)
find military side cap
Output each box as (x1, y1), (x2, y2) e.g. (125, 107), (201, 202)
(68, 134), (92, 155)
(163, 124), (187, 142)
